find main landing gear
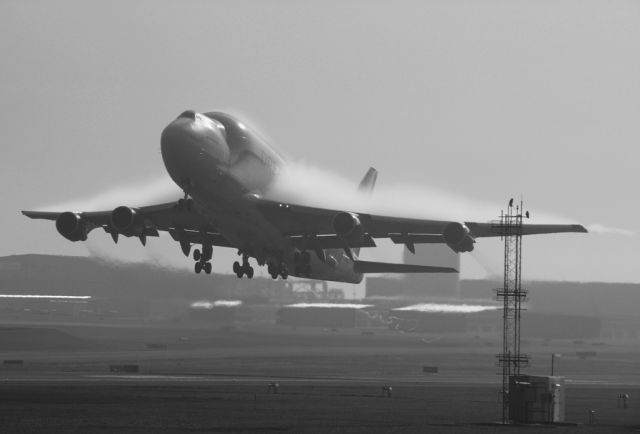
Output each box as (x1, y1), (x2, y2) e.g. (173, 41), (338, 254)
(193, 244), (212, 274)
(231, 251), (288, 280)
(233, 254), (254, 279)
(294, 251), (312, 277)
(268, 262), (289, 280)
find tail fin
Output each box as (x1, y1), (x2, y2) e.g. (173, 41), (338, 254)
(351, 167), (378, 260)
(358, 167), (378, 194)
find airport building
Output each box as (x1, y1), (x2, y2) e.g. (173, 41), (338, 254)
(389, 309), (468, 333)
(0, 254), (638, 341)
(366, 270), (625, 339)
(276, 303), (377, 328)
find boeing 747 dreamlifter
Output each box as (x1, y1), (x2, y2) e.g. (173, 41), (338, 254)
(23, 110), (587, 283)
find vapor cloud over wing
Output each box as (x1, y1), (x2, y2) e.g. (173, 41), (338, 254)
(586, 224), (636, 236)
(31, 160), (601, 281)
(37, 176), (192, 270)
(39, 177), (182, 212)
(266, 161), (571, 224)
(85, 231), (190, 270)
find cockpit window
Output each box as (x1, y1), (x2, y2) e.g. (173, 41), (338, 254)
(203, 112), (288, 161)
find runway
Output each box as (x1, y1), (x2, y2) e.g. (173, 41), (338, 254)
(0, 376), (637, 433)
(0, 323), (638, 432)
(6, 371), (640, 388)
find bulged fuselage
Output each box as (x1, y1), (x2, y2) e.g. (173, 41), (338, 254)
(160, 110), (363, 283)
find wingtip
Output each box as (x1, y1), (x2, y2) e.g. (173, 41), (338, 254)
(21, 210), (60, 221)
(21, 210), (44, 217)
(575, 224), (588, 233)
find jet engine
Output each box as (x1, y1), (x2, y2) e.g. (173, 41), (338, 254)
(443, 222), (475, 253)
(110, 206), (144, 236)
(332, 212), (365, 241)
(56, 212), (88, 242)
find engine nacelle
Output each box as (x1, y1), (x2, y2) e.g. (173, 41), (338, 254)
(110, 206), (144, 236)
(443, 222), (475, 253)
(332, 212), (365, 240)
(56, 212), (88, 242)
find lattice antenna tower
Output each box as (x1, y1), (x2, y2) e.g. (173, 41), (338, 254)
(494, 198), (529, 423)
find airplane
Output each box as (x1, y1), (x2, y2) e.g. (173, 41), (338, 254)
(22, 110), (587, 284)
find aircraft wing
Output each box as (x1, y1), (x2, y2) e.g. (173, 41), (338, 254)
(253, 196), (587, 252)
(22, 200), (232, 249)
(465, 222), (588, 237)
(251, 197), (451, 237)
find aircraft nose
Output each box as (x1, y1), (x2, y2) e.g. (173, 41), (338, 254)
(160, 110), (230, 191)
(161, 111), (230, 162)
(160, 116), (198, 163)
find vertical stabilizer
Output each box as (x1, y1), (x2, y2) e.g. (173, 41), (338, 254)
(358, 167), (378, 194)
(351, 167), (378, 261)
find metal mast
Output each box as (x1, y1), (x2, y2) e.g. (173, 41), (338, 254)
(494, 199), (529, 423)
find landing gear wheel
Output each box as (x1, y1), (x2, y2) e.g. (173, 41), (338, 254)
(234, 254), (253, 279)
(233, 261), (242, 278)
(193, 249), (201, 261)
(268, 263), (278, 279)
(195, 262), (202, 274)
(280, 264), (289, 280)
(204, 262), (212, 274)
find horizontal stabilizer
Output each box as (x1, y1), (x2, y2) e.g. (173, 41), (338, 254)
(353, 260), (458, 274)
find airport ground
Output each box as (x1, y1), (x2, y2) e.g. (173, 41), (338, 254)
(0, 322), (638, 433)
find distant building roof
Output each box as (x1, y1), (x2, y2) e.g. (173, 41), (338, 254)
(284, 303), (372, 309)
(394, 302), (499, 313)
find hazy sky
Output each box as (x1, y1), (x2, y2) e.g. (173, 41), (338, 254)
(1, 0), (638, 283)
